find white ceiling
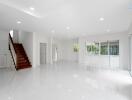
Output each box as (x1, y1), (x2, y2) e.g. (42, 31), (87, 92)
(0, 0), (132, 38)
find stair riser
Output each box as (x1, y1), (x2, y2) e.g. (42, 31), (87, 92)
(14, 43), (31, 70)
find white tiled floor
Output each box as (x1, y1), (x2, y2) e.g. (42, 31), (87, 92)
(0, 62), (132, 100)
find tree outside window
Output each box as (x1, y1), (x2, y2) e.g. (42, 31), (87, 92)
(100, 42), (108, 55)
(73, 44), (79, 52)
(86, 42), (99, 55)
(86, 40), (119, 56)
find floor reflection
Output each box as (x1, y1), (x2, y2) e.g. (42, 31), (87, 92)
(0, 62), (131, 100)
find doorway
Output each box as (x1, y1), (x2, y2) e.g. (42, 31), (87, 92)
(40, 43), (47, 65)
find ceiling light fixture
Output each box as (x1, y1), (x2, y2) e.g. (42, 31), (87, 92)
(81, 96), (86, 99)
(17, 21), (21, 24)
(23, 10), (42, 18)
(30, 7), (35, 11)
(66, 26), (70, 30)
(99, 17), (104, 21)
(106, 29), (110, 32)
(51, 30), (55, 33)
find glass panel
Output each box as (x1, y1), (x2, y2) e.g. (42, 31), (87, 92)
(73, 44), (79, 52)
(109, 41), (119, 55)
(87, 45), (92, 53)
(86, 42), (99, 55)
(92, 42), (99, 54)
(86, 40), (119, 55)
(100, 42), (108, 55)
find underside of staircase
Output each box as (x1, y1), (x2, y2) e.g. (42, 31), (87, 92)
(14, 43), (31, 70)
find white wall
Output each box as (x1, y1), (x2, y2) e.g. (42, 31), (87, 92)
(53, 39), (78, 62)
(79, 33), (130, 70)
(16, 30), (130, 71)
(32, 33), (52, 67)
(32, 34), (79, 67)
(33, 34), (79, 66)
(19, 31), (33, 67)
(13, 30), (19, 43)
(0, 30), (9, 51)
(0, 30), (13, 68)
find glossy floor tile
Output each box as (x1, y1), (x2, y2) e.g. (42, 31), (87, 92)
(0, 62), (132, 100)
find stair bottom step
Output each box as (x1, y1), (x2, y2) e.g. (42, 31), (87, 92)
(17, 65), (31, 70)
(17, 66), (31, 70)
(17, 64), (30, 66)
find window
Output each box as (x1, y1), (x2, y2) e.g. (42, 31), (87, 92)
(100, 42), (108, 55)
(92, 42), (99, 54)
(109, 41), (119, 55)
(73, 44), (79, 52)
(86, 43), (92, 53)
(86, 40), (119, 55)
(86, 42), (99, 55)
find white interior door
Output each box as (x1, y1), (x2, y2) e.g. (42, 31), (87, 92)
(40, 43), (47, 65)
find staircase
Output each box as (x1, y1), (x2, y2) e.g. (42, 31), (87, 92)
(14, 43), (31, 70)
(9, 33), (31, 70)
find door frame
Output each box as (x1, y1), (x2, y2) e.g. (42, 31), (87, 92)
(40, 43), (47, 65)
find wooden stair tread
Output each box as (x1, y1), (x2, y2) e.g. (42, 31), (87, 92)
(14, 43), (31, 70)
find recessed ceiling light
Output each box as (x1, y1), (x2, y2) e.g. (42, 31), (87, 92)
(81, 96), (86, 99)
(67, 89), (72, 92)
(51, 30), (55, 33)
(73, 74), (79, 78)
(66, 26), (70, 30)
(30, 7), (35, 11)
(106, 29), (110, 32)
(99, 17), (104, 21)
(17, 21), (21, 24)
(8, 97), (11, 100)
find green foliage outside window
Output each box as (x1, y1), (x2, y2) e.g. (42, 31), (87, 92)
(86, 42), (99, 55)
(86, 41), (119, 55)
(100, 42), (108, 55)
(92, 43), (99, 54)
(73, 44), (79, 52)
(87, 45), (92, 52)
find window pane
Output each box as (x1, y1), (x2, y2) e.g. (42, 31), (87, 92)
(73, 44), (79, 52)
(87, 45), (92, 53)
(109, 41), (119, 55)
(100, 42), (108, 55)
(92, 42), (99, 54)
(86, 42), (99, 55)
